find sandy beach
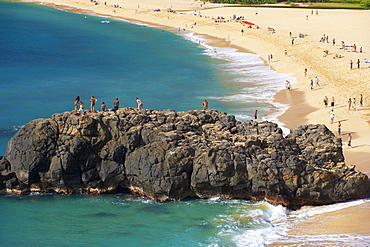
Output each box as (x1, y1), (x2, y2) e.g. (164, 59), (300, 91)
(19, 0), (370, 239)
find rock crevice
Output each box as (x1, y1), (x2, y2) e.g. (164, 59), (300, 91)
(0, 108), (368, 209)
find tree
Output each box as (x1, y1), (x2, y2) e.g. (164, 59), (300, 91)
(362, 0), (370, 9)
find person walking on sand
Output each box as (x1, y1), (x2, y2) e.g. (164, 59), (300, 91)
(202, 99), (208, 110)
(323, 96), (328, 108)
(350, 60), (353, 69)
(337, 121), (341, 135)
(330, 96), (335, 108)
(90, 96), (98, 112)
(136, 97), (143, 110)
(360, 94), (363, 106)
(347, 98), (352, 110)
(304, 68), (307, 76)
(310, 80), (314, 91)
(291, 38), (294, 46)
(254, 110), (258, 120)
(315, 76), (320, 87)
(285, 80), (291, 90)
(347, 133), (352, 148)
(357, 59), (360, 69)
(330, 109), (335, 124)
(352, 98), (356, 110)
(113, 98), (119, 111)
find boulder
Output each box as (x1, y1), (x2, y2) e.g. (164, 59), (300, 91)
(1, 108), (369, 209)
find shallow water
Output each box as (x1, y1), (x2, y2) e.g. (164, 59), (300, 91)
(1, 194), (369, 246)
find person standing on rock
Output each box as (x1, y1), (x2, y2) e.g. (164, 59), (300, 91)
(202, 100), (208, 110)
(136, 97), (144, 110)
(90, 96), (98, 112)
(101, 102), (107, 111)
(79, 101), (85, 114)
(113, 98), (119, 111)
(254, 110), (258, 120)
(74, 96), (80, 113)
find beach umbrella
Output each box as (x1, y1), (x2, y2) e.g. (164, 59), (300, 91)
(242, 20), (255, 25)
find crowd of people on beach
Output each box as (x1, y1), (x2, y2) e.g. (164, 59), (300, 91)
(323, 93), (364, 148)
(75, 5), (368, 149)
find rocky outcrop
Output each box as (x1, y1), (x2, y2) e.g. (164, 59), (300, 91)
(1, 108), (369, 209)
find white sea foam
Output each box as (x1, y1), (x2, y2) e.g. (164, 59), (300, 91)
(208, 199), (370, 246)
(289, 198), (369, 221)
(95, 18), (293, 133)
(178, 31), (294, 135)
(0, 126), (21, 135)
(265, 199), (370, 246)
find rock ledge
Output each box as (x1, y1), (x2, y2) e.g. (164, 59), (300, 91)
(1, 108), (369, 209)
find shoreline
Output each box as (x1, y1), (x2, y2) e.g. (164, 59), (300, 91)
(12, 0), (370, 238)
(35, 0), (369, 172)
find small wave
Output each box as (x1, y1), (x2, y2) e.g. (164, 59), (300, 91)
(290, 198), (369, 220)
(0, 126), (21, 137)
(178, 31), (295, 131)
(270, 233), (370, 246)
(202, 201), (288, 247)
(210, 199), (370, 246)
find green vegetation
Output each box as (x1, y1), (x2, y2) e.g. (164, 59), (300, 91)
(362, 0), (370, 9)
(207, 0), (368, 9)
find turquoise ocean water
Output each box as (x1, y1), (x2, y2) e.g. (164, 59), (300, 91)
(1, 1), (369, 246)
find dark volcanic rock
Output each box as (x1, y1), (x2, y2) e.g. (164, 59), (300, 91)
(1, 108), (369, 209)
